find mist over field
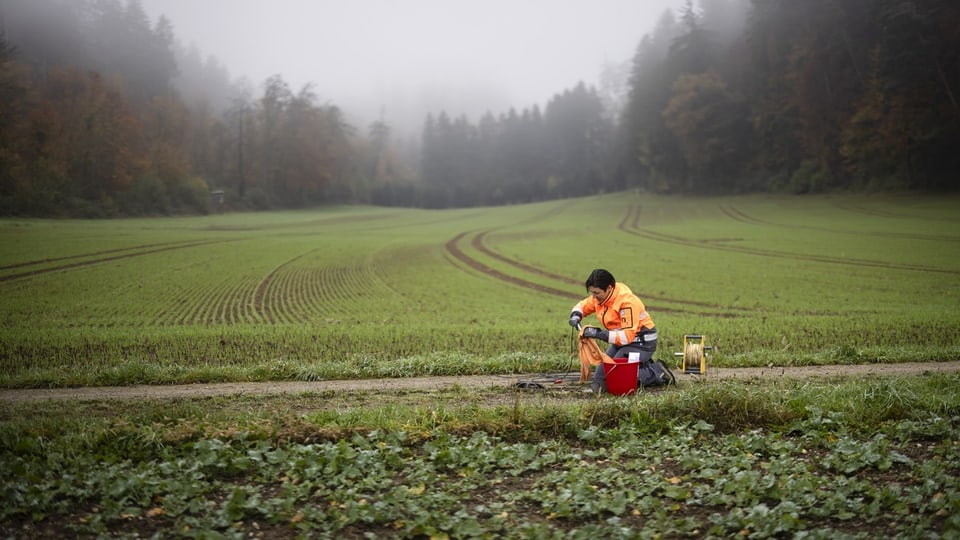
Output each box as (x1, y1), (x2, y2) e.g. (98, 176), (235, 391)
(0, 0), (957, 217)
(134, 0), (686, 135)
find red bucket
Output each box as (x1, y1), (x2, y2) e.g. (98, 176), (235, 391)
(602, 357), (640, 395)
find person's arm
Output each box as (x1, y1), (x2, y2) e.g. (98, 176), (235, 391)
(569, 297), (596, 327)
(580, 326), (609, 341)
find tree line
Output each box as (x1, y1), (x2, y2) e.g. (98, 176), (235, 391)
(415, 83), (614, 208)
(0, 0), (390, 216)
(0, 0), (957, 217)
(423, 0), (960, 199)
(621, 0), (959, 194)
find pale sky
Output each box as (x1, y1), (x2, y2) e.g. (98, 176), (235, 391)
(140, 0), (684, 132)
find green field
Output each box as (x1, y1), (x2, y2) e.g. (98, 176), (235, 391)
(1, 192), (959, 387)
(3, 192), (960, 538)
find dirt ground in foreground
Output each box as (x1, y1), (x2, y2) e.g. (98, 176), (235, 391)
(1, 361), (959, 404)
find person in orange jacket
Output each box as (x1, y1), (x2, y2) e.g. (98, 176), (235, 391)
(568, 268), (658, 392)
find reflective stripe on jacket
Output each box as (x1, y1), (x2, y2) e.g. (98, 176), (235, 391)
(572, 282), (655, 346)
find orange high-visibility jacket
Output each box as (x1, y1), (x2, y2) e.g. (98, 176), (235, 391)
(572, 282), (655, 347)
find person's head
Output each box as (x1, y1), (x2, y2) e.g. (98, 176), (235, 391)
(585, 269), (616, 303)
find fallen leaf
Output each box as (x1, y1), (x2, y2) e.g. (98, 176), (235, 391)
(146, 507), (165, 518)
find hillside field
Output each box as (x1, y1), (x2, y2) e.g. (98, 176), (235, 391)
(1, 192), (958, 387)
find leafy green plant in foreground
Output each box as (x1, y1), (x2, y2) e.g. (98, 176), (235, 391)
(2, 413), (957, 538)
(2, 375), (960, 538)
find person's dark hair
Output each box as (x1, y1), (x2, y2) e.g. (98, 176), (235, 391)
(585, 269), (615, 291)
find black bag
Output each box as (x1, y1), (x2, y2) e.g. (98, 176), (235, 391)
(637, 359), (677, 388)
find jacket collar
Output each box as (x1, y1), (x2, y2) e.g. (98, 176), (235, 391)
(599, 283), (619, 308)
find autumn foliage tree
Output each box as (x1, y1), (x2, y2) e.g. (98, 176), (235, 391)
(0, 66), (144, 215)
(0, 33), (29, 211)
(621, 0), (960, 194)
(0, 0), (368, 215)
(662, 71), (749, 193)
(841, 1), (960, 190)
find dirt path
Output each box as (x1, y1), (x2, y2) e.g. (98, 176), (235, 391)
(2, 361), (959, 403)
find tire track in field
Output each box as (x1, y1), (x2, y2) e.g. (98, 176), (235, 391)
(0, 240), (210, 271)
(0, 240), (227, 283)
(621, 204), (959, 275)
(719, 205), (767, 226)
(834, 200), (960, 222)
(440, 200), (587, 299)
(720, 204), (960, 243)
(472, 233), (579, 286)
(267, 209), (490, 237)
(445, 232), (580, 299)
(446, 232), (736, 317)
(470, 231), (751, 314)
(199, 212), (401, 232)
(443, 199), (739, 315)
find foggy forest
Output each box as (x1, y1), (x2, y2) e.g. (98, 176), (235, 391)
(0, 0), (958, 216)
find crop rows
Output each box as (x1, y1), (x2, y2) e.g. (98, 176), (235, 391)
(620, 203), (958, 275)
(154, 273), (263, 326)
(148, 257), (389, 326)
(0, 193), (957, 382)
(261, 262), (381, 324)
(446, 224), (753, 319)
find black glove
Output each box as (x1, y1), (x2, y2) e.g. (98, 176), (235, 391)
(568, 311), (582, 328)
(581, 326), (609, 341)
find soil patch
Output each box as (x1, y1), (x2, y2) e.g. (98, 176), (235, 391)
(2, 361), (959, 403)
